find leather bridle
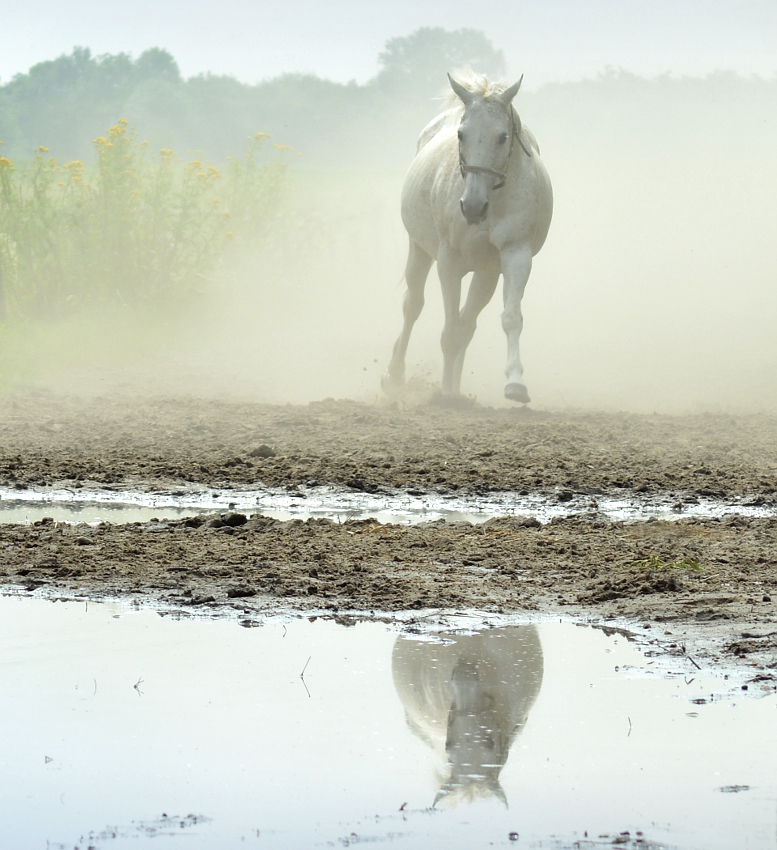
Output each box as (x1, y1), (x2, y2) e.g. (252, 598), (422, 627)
(458, 106), (531, 190)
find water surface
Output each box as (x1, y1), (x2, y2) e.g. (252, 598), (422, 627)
(1, 597), (775, 848)
(1, 484), (773, 526)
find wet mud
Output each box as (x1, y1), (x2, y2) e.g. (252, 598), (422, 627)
(2, 509), (777, 679)
(2, 392), (777, 679)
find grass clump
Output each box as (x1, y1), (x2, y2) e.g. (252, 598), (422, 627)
(0, 124), (289, 322)
(632, 553), (701, 571)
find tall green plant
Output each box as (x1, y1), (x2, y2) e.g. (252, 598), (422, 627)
(0, 123), (289, 321)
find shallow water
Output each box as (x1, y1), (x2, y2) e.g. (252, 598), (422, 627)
(1, 597), (775, 849)
(0, 484), (774, 526)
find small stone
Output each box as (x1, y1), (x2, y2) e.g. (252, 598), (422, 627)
(763, 595), (772, 602)
(75, 536), (94, 546)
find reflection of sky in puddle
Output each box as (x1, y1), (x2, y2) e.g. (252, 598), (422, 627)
(1, 597), (775, 849)
(1, 485), (775, 526)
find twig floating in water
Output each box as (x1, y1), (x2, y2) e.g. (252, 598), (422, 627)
(134, 677), (144, 697)
(300, 656), (312, 698)
(627, 716), (632, 737)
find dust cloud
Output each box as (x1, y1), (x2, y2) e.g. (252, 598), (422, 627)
(19, 72), (777, 415)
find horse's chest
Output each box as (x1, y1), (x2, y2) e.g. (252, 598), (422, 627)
(454, 228), (502, 271)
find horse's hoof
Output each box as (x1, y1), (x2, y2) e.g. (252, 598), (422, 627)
(505, 382), (530, 404)
(430, 392), (477, 410)
(381, 372), (403, 396)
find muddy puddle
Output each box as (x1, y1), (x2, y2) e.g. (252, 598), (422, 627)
(2, 597), (776, 849)
(1, 485), (774, 527)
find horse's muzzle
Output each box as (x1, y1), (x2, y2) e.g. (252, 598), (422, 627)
(460, 197), (489, 225)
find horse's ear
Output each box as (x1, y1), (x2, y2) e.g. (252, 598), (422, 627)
(448, 73), (474, 106)
(499, 75), (524, 106)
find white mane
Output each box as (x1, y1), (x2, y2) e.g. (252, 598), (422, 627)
(442, 67), (510, 112)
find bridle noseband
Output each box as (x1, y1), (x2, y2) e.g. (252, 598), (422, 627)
(458, 107), (530, 190)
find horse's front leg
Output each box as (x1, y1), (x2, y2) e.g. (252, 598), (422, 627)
(437, 250), (464, 395)
(501, 244), (533, 404)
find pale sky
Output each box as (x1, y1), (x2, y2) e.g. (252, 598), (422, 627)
(2, 0), (776, 88)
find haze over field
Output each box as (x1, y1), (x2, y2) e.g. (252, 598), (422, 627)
(2, 0), (776, 86)
(1, 5), (776, 414)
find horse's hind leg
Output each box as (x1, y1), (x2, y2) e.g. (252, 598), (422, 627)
(450, 270), (499, 395)
(383, 240), (433, 393)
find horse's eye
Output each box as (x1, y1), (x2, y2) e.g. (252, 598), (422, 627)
(498, 132), (508, 145)
(457, 129), (464, 140)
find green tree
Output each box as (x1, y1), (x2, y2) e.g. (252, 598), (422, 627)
(375, 27), (507, 100)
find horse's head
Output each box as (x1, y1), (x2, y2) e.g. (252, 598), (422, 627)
(449, 74), (523, 225)
(432, 657), (512, 808)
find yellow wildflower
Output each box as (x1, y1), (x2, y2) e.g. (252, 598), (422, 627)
(0, 156), (14, 170)
(39, 145), (49, 152)
(273, 143), (295, 152)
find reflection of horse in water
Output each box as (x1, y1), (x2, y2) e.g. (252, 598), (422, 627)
(392, 626), (543, 807)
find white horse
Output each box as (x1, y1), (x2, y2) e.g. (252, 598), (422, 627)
(384, 70), (553, 404)
(392, 625), (544, 807)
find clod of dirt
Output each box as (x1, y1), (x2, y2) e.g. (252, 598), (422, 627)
(188, 594), (216, 605)
(726, 633), (777, 656)
(222, 512), (248, 527)
(227, 585), (256, 598)
(583, 570), (684, 602)
(249, 444), (276, 458)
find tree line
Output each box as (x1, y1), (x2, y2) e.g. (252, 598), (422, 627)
(0, 28), (506, 166)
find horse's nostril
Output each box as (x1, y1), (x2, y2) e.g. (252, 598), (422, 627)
(482, 201), (489, 219)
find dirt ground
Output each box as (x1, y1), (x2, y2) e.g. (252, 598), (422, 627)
(1, 392), (777, 681)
